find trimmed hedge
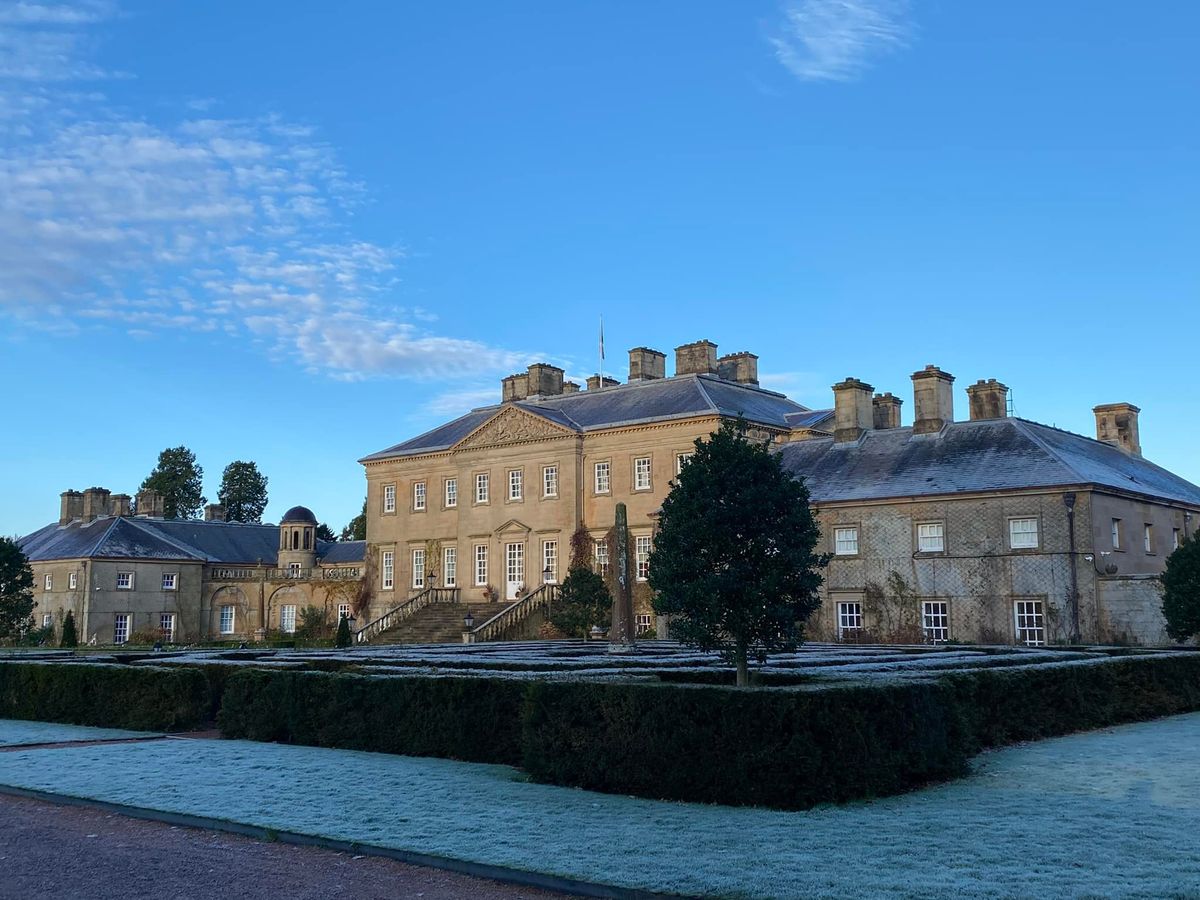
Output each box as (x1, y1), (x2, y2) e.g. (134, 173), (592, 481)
(217, 669), (525, 765)
(522, 679), (969, 808)
(0, 661), (209, 732)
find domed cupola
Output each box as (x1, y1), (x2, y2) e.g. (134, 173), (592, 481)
(278, 505), (318, 574)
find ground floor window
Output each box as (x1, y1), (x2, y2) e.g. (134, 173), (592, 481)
(635, 613), (653, 633)
(159, 613), (176, 642)
(412, 548), (426, 590)
(280, 605), (297, 634)
(593, 540), (609, 577)
(338, 603), (352, 623)
(475, 544), (488, 586)
(219, 605), (235, 635)
(113, 613), (130, 645)
(921, 600), (949, 643)
(542, 540), (558, 583)
(837, 601), (863, 639)
(635, 535), (652, 581)
(444, 546), (457, 587)
(42, 613), (53, 629)
(1014, 599), (1045, 646)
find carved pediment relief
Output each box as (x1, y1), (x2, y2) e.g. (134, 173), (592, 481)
(455, 406), (573, 451)
(496, 519), (532, 537)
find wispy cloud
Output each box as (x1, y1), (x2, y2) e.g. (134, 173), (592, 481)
(769, 0), (912, 83)
(0, 2), (530, 382)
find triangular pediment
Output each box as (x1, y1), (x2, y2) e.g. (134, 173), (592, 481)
(453, 405), (574, 451)
(496, 518), (532, 537)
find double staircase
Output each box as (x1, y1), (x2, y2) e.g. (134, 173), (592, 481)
(355, 584), (558, 645)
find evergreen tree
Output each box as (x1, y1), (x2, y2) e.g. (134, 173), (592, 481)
(217, 460), (269, 523)
(335, 613), (352, 648)
(1162, 536), (1200, 642)
(650, 418), (828, 686)
(60, 610), (78, 648)
(341, 498), (367, 541)
(316, 523), (337, 543)
(0, 537), (35, 641)
(550, 527), (612, 638)
(140, 446), (205, 519)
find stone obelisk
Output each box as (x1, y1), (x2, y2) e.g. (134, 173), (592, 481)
(609, 502), (636, 653)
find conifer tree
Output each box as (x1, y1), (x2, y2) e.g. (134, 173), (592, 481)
(217, 460), (269, 523)
(140, 446), (205, 519)
(335, 613), (352, 648)
(550, 526), (612, 638)
(60, 610), (78, 648)
(1162, 536), (1200, 642)
(0, 537), (35, 641)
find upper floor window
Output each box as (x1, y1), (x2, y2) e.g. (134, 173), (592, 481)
(413, 482), (426, 511)
(116, 572), (134, 590)
(634, 457), (652, 491)
(635, 535), (652, 581)
(543, 465), (558, 498)
(509, 469), (523, 501)
(594, 461), (611, 495)
(833, 526), (859, 556)
(675, 452), (693, 476)
(475, 473), (489, 504)
(1144, 524), (1155, 554)
(1111, 518), (1123, 550)
(161, 573), (178, 591)
(445, 478), (457, 508)
(383, 484), (396, 514)
(44, 574), (52, 591)
(917, 522), (945, 553)
(1009, 517), (1039, 550)
(1174, 528), (1182, 551)
(381, 550), (394, 590)
(69, 572), (77, 590)
(593, 539), (610, 577)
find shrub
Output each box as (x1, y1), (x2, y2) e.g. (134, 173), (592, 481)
(218, 669), (526, 764)
(59, 611), (78, 648)
(0, 661), (208, 731)
(334, 615), (352, 648)
(1162, 536), (1200, 641)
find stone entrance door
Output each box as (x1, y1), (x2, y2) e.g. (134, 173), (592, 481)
(505, 542), (524, 600)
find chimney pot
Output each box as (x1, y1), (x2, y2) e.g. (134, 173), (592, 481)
(911, 365), (955, 434)
(674, 340), (718, 377)
(832, 377), (875, 443)
(1093, 403), (1142, 456)
(628, 347), (666, 382)
(872, 393), (903, 430)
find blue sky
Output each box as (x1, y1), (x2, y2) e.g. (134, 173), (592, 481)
(2, 0), (1197, 537)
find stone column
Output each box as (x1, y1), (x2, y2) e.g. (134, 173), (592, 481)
(609, 503), (636, 652)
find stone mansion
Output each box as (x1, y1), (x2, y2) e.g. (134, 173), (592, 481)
(359, 340), (1200, 646)
(21, 337), (1200, 646)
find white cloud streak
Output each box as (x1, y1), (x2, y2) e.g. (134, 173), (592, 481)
(769, 0), (912, 83)
(0, 2), (530, 382)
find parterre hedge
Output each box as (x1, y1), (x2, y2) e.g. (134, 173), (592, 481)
(217, 668), (525, 765)
(0, 661), (208, 732)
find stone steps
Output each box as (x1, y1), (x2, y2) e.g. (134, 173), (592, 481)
(374, 602), (503, 644)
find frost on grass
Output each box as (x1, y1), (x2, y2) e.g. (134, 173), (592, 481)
(0, 715), (1197, 898)
(0, 719), (157, 746)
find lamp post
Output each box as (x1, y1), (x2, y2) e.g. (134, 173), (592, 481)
(462, 607), (475, 645)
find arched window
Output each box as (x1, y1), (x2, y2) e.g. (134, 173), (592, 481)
(292, 530), (300, 550)
(303, 529), (311, 550)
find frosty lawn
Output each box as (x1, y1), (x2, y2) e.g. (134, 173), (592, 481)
(1, 714), (1198, 898)
(0, 720), (156, 747)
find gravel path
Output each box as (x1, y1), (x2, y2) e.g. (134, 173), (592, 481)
(0, 794), (569, 900)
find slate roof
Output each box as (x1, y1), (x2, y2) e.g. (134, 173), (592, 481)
(19, 518), (366, 566)
(361, 374), (811, 461)
(777, 417), (1200, 506)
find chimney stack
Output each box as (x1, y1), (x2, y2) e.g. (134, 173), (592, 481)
(872, 393), (903, 430)
(526, 363), (565, 397)
(717, 352), (759, 386)
(586, 374), (620, 391)
(561, 381), (580, 394)
(628, 347), (666, 382)
(911, 365), (955, 435)
(1094, 403), (1141, 456)
(966, 379), (1010, 421)
(832, 378), (875, 443)
(59, 490), (83, 526)
(135, 489), (165, 518)
(502, 372), (530, 402)
(674, 340), (718, 377)
(204, 503), (226, 522)
(111, 494), (132, 517)
(81, 487), (111, 523)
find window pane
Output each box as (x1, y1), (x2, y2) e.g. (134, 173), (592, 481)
(1009, 518), (1038, 549)
(917, 523), (944, 552)
(834, 527), (858, 555)
(921, 601), (949, 642)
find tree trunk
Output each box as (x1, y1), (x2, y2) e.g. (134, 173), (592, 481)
(735, 641), (749, 687)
